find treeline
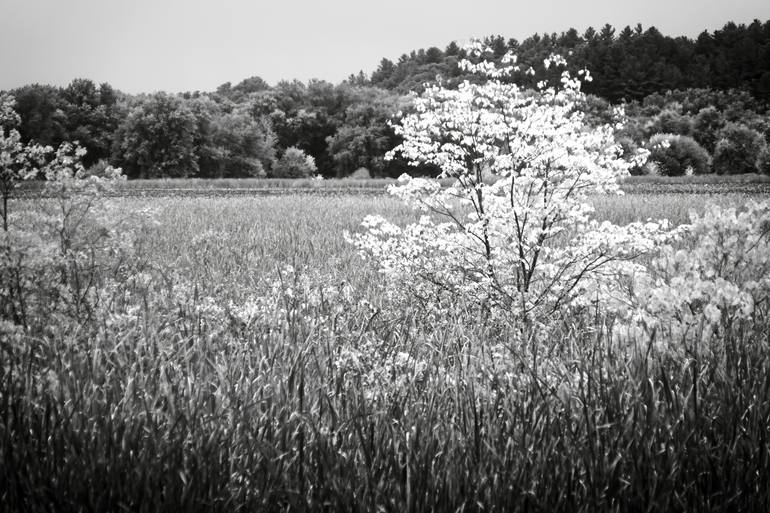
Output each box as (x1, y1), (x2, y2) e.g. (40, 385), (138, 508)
(617, 88), (770, 175)
(2, 19), (769, 179)
(3, 79), (416, 179)
(365, 19), (770, 103)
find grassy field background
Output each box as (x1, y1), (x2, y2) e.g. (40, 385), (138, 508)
(119, 191), (756, 295)
(3, 186), (770, 512)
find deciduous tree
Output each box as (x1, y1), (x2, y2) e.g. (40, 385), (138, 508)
(348, 43), (667, 340)
(111, 93), (199, 178)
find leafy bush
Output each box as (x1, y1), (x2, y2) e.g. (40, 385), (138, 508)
(616, 136), (649, 175)
(692, 106), (726, 153)
(269, 146), (317, 178)
(1, 144), (150, 337)
(621, 201), (770, 347)
(713, 123), (767, 175)
(646, 106), (693, 137)
(348, 167), (371, 179)
(647, 133), (711, 176)
(758, 146), (770, 175)
(749, 116), (770, 147)
(86, 158), (114, 177)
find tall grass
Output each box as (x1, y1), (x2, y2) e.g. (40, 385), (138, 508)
(2, 192), (769, 512)
(123, 191), (756, 257)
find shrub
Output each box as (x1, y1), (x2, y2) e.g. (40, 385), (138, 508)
(1, 143), (151, 337)
(646, 107), (693, 137)
(616, 136), (649, 175)
(758, 146), (770, 175)
(269, 146), (317, 178)
(86, 158), (114, 177)
(692, 106), (726, 153)
(748, 117), (770, 152)
(623, 201), (770, 351)
(712, 123), (766, 175)
(348, 167), (371, 179)
(647, 133), (711, 176)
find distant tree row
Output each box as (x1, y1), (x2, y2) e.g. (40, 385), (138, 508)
(3, 79), (418, 179)
(614, 89), (770, 175)
(2, 19), (769, 179)
(366, 20), (770, 103)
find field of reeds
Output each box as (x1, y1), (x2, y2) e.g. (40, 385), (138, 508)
(2, 190), (769, 512)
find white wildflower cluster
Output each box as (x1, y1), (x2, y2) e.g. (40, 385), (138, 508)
(227, 265), (355, 329)
(618, 202), (770, 352)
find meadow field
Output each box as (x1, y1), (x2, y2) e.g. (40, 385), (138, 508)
(139, 190), (755, 281)
(2, 186), (769, 512)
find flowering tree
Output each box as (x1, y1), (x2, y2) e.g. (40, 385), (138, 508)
(348, 42), (669, 338)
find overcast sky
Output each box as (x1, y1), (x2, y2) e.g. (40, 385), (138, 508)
(1, 0), (769, 94)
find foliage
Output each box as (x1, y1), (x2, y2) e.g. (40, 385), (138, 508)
(645, 106), (693, 137)
(348, 44), (668, 340)
(4, 20), (770, 180)
(215, 75), (271, 102)
(270, 146), (317, 178)
(325, 86), (412, 177)
(1, 136), (146, 336)
(189, 97), (276, 178)
(261, 80), (342, 175)
(757, 146), (770, 175)
(0, 94), (51, 230)
(60, 79), (122, 166)
(8, 84), (68, 147)
(369, 20), (770, 103)
(209, 108), (274, 177)
(348, 167), (371, 179)
(622, 89), (767, 166)
(619, 202), (770, 358)
(615, 135), (648, 175)
(111, 92), (199, 178)
(692, 106), (726, 153)
(647, 133), (711, 176)
(9, 81), (122, 167)
(713, 123), (767, 175)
